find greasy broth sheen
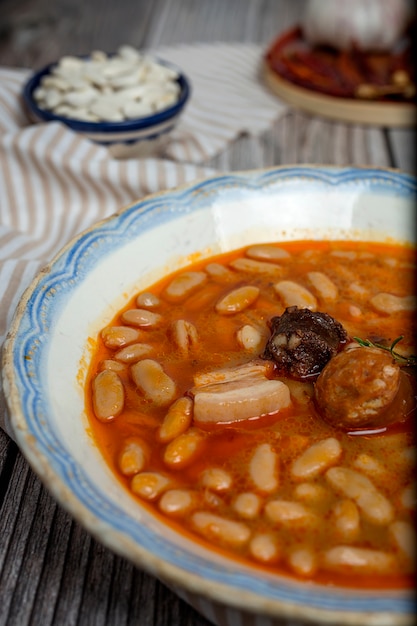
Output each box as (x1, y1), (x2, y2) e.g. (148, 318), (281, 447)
(86, 240), (416, 588)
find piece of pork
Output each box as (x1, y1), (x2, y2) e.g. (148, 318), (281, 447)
(190, 360), (291, 424)
(262, 306), (348, 380)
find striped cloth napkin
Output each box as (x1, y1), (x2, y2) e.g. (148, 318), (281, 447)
(0, 42), (287, 437)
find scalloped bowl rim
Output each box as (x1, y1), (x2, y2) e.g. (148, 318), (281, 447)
(2, 165), (416, 625)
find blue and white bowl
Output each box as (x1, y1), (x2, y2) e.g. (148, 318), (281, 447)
(2, 166), (416, 626)
(22, 55), (190, 157)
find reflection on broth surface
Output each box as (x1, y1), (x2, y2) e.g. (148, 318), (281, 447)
(86, 240), (416, 588)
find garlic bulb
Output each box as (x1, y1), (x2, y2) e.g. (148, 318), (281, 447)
(302, 0), (412, 52)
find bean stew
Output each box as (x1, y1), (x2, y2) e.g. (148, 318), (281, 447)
(86, 240), (416, 588)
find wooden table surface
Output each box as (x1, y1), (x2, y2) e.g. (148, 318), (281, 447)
(0, 1), (415, 625)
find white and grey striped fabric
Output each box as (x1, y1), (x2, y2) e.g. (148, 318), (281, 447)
(0, 42), (287, 437)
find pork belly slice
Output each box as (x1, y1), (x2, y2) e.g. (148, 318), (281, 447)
(190, 365), (291, 424)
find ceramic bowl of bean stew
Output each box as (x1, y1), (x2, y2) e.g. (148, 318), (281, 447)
(22, 45), (190, 157)
(3, 166), (416, 626)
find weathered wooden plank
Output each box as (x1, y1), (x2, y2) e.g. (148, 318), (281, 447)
(0, 455), (41, 624)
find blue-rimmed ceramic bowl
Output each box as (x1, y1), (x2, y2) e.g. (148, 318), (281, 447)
(2, 166), (416, 626)
(22, 55), (190, 158)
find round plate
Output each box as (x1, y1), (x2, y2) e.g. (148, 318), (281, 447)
(2, 166), (416, 626)
(263, 62), (417, 127)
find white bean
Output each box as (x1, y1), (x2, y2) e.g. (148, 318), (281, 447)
(288, 547), (317, 576)
(294, 483), (329, 503)
(291, 438), (342, 481)
(200, 468), (232, 492)
(352, 453), (387, 482)
(370, 293), (417, 314)
(101, 325), (141, 348)
(273, 280), (317, 310)
(229, 257), (285, 276)
(389, 520), (416, 561)
(399, 483), (416, 510)
(249, 443), (279, 493)
(325, 467), (394, 526)
(169, 319), (198, 354)
(191, 511), (250, 547)
(163, 271), (207, 302)
(92, 370), (124, 422)
(121, 308), (162, 328)
(236, 324), (263, 351)
(99, 359), (126, 372)
(307, 271), (338, 301)
(158, 489), (195, 516)
(322, 546), (397, 575)
(232, 493), (261, 519)
(114, 342), (153, 363)
(131, 472), (171, 500)
(205, 263), (235, 283)
(118, 438), (149, 476)
(157, 396), (193, 443)
(246, 244), (290, 262)
(331, 499), (360, 542)
(215, 285), (260, 315)
(131, 359), (176, 406)
(265, 500), (317, 528)
(136, 291), (160, 308)
(249, 533), (280, 563)
(163, 428), (205, 468)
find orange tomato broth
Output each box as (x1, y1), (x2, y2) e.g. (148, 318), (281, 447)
(85, 240), (416, 589)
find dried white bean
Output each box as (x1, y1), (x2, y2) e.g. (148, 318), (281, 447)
(121, 308), (162, 328)
(101, 325), (141, 348)
(215, 285), (260, 315)
(232, 493), (261, 519)
(158, 489), (195, 516)
(163, 271), (207, 302)
(131, 471), (171, 500)
(131, 359), (176, 406)
(326, 467), (394, 525)
(92, 370), (124, 422)
(249, 443), (279, 493)
(273, 280), (317, 310)
(249, 533), (280, 563)
(291, 438), (342, 481)
(200, 468), (232, 492)
(163, 428), (204, 468)
(114, 342), (153, 363)
(33, 46), (182, 122)
(191, 512), (250, 547)
(157, 396), (193, 443)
